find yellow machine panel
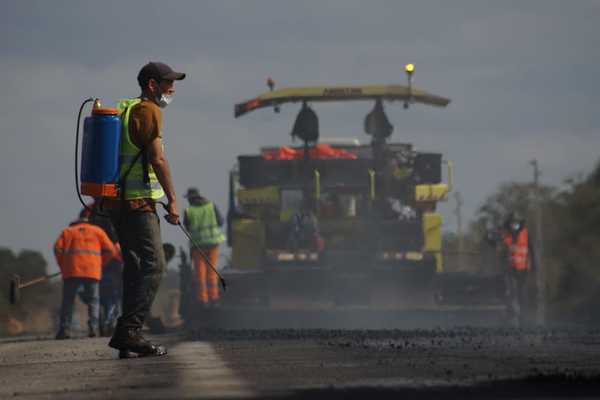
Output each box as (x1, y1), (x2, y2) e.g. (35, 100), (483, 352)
(237, 186), (280, 205)
(423, 212), (444, 272)
(415, 184), (449, 202)
(231, 219), (265, 269)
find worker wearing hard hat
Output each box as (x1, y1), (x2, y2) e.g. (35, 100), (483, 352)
(53, 211), (119, 339)
(183, 188), (225, 306)
(501, 212), (536, 328)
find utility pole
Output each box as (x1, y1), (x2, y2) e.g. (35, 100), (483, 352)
(454, 192), (464, 270)
(530, 159), (545, 326)
(454, 192), (464, 251)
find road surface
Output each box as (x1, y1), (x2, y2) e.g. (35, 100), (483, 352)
(1, 328), (600, 399)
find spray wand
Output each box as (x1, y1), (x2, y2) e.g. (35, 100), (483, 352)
(157, 201), (227, 291)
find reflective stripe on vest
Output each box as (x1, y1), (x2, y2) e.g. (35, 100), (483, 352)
(117, 98), (165, 200)
(503, 228), (530, 271)
(54, 248), (103, 256)
(186, 203), (226, 246)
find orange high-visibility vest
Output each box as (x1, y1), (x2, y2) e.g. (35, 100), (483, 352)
(503, 228), (530, 271)
(53, 222), (117, 280)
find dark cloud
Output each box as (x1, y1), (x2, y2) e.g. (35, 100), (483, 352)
(1, 1), (598, 267)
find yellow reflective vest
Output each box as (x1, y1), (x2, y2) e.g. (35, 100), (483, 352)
(117, 98), (164, 200)
(185, 203), (226, 246)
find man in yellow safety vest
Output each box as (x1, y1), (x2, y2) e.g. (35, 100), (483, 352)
(103, 61), (185, 358)
(183, 188), (225, 306)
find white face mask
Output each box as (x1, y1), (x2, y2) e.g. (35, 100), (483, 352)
(510, 222), (521, 231)
(152, 82), (173, 108)
(156, 92), (173, 108)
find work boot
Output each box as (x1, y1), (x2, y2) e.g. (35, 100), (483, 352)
(55, 330), (70, 340)
(108, 327), (167, 357)
(117, 348), (168, 359)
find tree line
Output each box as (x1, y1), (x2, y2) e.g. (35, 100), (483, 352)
(445, 162), (600, 325)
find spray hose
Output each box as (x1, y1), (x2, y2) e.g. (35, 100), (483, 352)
(157, 201), (227, 291)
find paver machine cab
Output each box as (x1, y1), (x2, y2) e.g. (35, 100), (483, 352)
(223, 65), (452, 309)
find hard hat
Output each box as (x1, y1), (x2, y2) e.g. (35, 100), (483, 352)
(184, 187), (202, 199)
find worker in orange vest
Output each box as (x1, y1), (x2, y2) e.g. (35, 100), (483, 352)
(501, 212), (536, 328)
(53, 210), (118, 339)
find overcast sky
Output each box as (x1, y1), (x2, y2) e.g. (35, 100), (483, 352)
(1, 1), (599, 271)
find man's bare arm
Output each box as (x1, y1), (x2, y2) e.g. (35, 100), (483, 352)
(148, 137), (179, 224)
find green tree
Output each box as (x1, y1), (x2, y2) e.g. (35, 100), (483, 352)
(467, 164), (600, 325)
(545, 167), (600, 323)
(476, 182), (556, 232)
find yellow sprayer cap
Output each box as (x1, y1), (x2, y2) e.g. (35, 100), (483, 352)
(91, 98), (118, 115)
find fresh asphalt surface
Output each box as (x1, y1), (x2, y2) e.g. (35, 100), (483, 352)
(1, 327), (600, 399)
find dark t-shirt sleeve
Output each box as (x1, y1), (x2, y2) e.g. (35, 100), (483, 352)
(128, 100), (162, 149)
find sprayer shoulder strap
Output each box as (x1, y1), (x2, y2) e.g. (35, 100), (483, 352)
(117, 99), (152, 186)
(118, 147), (145, 185)
(117, 101), (146, 205)
(141, 149), (150, 184)
(118, 146), (145, 208)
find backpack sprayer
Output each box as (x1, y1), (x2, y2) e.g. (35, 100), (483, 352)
(75, 98), (226, 290)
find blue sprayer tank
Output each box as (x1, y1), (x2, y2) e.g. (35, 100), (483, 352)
(80, 101), (121, 198)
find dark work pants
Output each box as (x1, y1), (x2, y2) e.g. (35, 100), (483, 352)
(59, 278), (100, 334)
(505, 269), (530, 328)
(110, 209), (166, 330)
